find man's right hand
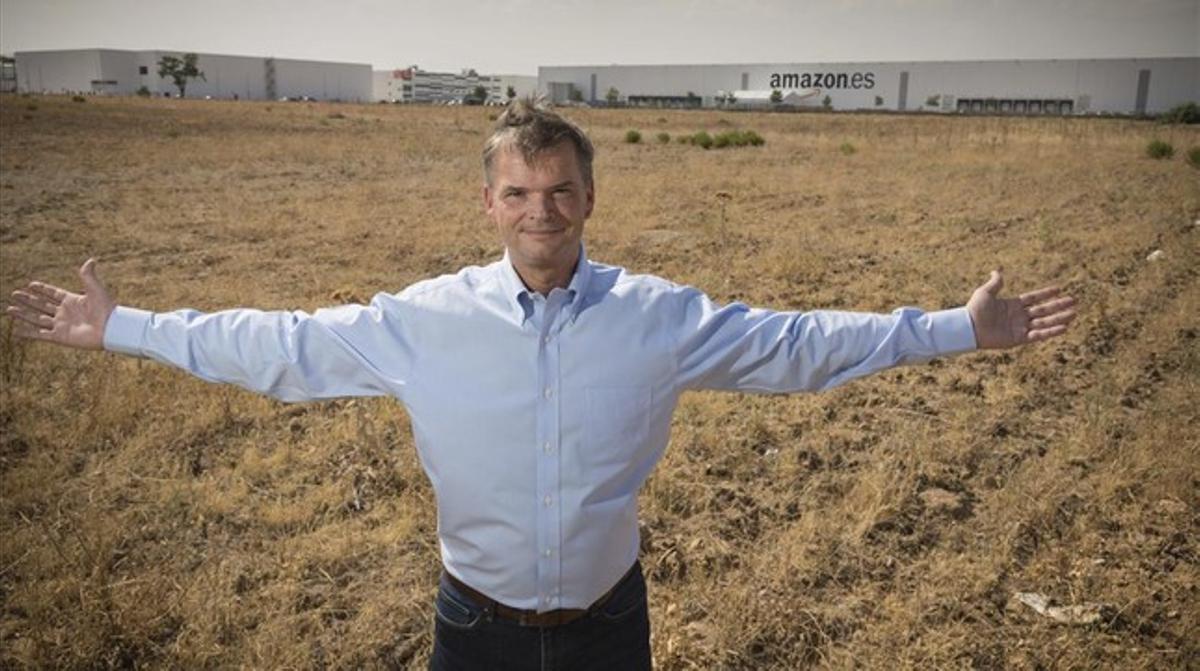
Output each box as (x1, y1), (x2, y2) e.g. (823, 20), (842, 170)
(6, 259), (117, 350)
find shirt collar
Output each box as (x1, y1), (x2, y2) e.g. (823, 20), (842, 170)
(498, 244), (592, 325)
(565, 244), (592, 322)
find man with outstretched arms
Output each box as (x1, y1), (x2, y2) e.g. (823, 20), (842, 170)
(7, 99), (1076, 670)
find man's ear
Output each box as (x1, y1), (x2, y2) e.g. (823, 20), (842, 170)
(584, 183), (595, 219)
(482, 183), (494, 216)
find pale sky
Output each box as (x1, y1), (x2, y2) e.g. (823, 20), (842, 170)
(1, 0), (1196, 75)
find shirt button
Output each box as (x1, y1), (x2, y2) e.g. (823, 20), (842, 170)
(543, 548), (553, 557)
(543, 387), (552, 399)
(543, 595), (553, 605)
(542, 441), (552, 453)
(543, 495), (553, 507)
(542, 335), (551, 345)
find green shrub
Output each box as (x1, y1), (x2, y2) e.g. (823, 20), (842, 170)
(624, 129), (642, 144)
(1159, 102), (1199, 125)
(327, 112), (346, 120)
(1186, 146), (1200, 169)
(673, 129), (763, 150)
(656, 132), (670, 144)
(1146, 139), (1174, 159)
(675, 129), (767, 150)
(713, 130), (743, 148)
(71, 95), (86, 103)
(840, 142), (857, 155)
(136, 85), (151, 97)
(25, 103), (37, 111)
(736, 130), (765, 147)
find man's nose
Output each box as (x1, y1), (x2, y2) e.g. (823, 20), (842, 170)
(528, 193), (555, 218)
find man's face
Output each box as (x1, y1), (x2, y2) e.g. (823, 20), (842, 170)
(484, 141), (594, 280)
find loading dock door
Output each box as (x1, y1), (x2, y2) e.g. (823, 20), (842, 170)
(1135, 69), (1151, 115)
(898, 71), (909, 111)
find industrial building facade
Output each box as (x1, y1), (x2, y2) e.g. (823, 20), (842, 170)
(540, 58), (1198, 115)
(372, 67), (537, 104)
(14, 49), (371, 102)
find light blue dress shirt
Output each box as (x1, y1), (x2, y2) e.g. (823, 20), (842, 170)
(103, 246), (977, 612)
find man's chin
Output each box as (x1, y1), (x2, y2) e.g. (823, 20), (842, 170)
(521, 230), (567, 243)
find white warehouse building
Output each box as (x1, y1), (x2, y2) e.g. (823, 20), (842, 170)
(14, 49), (371, 102)
(540, 58), (1198, 115)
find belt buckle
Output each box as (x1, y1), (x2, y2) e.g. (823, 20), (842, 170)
(516, 607), (580, 627)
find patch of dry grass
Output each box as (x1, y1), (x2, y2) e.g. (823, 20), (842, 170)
(1, 95), (1197, 668)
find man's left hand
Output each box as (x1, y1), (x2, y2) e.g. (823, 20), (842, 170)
(967, 270), (1076, 350)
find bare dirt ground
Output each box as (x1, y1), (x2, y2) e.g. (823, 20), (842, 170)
(1, 95), (1197, 669)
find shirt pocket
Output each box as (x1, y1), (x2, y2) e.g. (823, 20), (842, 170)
(583, 386), (652, 468)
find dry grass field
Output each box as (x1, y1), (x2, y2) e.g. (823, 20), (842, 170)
(1, 94), (1197, 669)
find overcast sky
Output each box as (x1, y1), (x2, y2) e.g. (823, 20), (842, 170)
(1, 0), (1196, 75)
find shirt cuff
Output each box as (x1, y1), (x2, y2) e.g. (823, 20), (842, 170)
(103, 306), (152, 356)
(927, 307), (978, 355)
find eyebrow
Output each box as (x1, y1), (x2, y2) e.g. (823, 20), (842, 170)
(502, 181), (576, 194)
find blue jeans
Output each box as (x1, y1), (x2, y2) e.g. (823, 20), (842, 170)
(429, 562), (652, 670)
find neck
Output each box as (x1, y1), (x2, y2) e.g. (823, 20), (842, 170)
(513, 263), (572, 296)
(511, 251), (579, 297)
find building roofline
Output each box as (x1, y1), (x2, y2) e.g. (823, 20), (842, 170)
(13, 47), (369, 67)
(539, 55), (1200, 69)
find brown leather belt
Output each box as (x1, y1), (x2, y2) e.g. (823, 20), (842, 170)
(443, 563), (636, 628)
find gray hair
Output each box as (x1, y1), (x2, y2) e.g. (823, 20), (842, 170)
(482, 96), (595, 188)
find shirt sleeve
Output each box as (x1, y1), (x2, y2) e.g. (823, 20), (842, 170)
(671, 286), (978, 393)
(102, 293), (413, 402)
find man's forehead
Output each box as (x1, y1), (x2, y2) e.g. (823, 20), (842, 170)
(493, 141), (583, 182)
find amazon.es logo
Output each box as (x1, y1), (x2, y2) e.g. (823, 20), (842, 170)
(769, 71), (876, 90)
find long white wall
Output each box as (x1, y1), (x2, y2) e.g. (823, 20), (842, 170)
(15, 49), (371, 102)
(539, 58), (1199, 114)
(274, 57), (370, 101)
(15, 49), (103, 94)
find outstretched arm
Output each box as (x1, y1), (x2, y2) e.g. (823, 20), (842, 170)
(6, 260), (413, 402)
(7, 258), (115, 350)
(672, 269), (1077, 393)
